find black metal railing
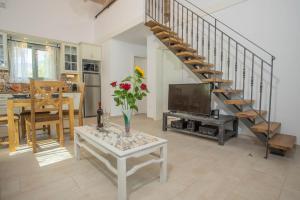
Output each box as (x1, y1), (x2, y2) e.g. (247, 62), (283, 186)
(146, 0), (276, 158)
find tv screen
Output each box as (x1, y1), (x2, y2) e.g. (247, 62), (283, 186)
(168, 83), (211, 115)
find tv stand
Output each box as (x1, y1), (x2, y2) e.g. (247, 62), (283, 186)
(162, 112), (238, 145)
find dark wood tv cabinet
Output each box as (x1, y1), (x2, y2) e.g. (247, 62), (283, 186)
(162, 112), (238, 145)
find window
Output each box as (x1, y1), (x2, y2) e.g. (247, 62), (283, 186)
(9, 41), (58, 83)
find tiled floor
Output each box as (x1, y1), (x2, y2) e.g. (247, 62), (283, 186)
(0, 115), (299, 200)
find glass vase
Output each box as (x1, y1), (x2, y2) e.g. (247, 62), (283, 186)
(122, 108), (132, 137)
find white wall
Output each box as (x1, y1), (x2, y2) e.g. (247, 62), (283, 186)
(0, 0), (98, 43)
(101, 39), (147, 116)
(213, 0), (300, 144)
(94, 0), (145, 44)
(147, 35), (205, 119)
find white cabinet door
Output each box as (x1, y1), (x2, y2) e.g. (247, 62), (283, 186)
(0, 32), (8, 70)
(80, 43), (101, 61)
(60, 43), (79, 73)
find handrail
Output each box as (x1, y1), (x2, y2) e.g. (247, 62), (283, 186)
(173, 1), (272, 67)
(178, 0), (275, 60)
(95, 0), (117, 19)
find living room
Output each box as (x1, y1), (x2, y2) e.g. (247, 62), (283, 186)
(0, 0), (299, 200)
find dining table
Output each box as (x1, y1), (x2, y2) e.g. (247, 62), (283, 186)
(7, 97), (75, 152)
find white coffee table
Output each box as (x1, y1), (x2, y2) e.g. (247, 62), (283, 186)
(74, 124), (168, 200)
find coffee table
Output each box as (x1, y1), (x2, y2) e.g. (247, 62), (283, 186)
(74, 124), (168, 200)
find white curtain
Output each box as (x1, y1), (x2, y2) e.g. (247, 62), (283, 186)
(9, 41), (33, 83)
(38, 46), (57, 80)
(9, 41), (58, 83)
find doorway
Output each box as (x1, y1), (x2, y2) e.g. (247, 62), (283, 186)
(134, 56), (147, 114)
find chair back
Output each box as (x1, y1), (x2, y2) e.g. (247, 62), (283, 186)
(29, 80), (64, 123)
(78, 82), (85, 126)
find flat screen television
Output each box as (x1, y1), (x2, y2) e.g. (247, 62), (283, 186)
(168, 83), (211, 116)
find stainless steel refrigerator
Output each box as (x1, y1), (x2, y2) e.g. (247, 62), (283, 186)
(83, 72), (101, 117)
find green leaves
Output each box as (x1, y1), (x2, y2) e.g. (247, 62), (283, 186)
(111, 67), (150, 112)
(121, 76), (132, 82)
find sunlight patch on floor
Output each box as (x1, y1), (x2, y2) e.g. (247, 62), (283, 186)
(35, 147), (73, 167)
(9, 139), (73, 166)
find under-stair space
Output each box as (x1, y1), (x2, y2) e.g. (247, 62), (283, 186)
(145, 0), (296, 157)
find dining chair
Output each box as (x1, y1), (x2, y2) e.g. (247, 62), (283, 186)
(0, 114), (20, 145)
(25, 80), (64, 153)
(63, 83), (85, 127)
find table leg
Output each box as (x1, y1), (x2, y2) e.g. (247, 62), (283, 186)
(160, 144), (168, 183)
(7, 100), (16, 152)
(162, 113), (168, 131)
(233, 119), (239, 137)
(218, 125), (225, 145)
(68, 98), (75, 140)
(74, 132), (80, 160)
(117, 157), (127, 200)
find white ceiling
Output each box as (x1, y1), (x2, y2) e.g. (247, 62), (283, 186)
(113, 23), (151, 46)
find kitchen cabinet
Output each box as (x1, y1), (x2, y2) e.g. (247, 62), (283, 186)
(0, 32), (8, 70)
(60, 43), (79, 73)
(79, 43), (102, 61)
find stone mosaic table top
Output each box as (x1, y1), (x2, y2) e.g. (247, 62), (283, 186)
(75, 123), (167, 156)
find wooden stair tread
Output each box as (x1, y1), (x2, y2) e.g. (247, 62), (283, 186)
(236, 110), (267, 120)
(184, 59), (214, 67)
(212, 89), (242, 94)
(192, 68), (223, 74)
(151, 25), (171, 33)
(145, 20), (169, 29)
(224, 99), (254, 105)
(176, 51), (205, 60)
(156, 31), (175, 39)
(269, 134), (296, 151)
(203, 78), (233, 83)
(145, 20), (159, 28)
(251, 122), (281, 134)
(170, 44), (196, 52)
(161, 37), (183, 44)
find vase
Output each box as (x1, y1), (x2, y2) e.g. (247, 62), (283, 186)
(122, 109), (132, 137)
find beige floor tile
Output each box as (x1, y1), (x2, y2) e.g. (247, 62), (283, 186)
(0, 115), (299, 200)
(284, 165), (300, 192)
(280, 188), (300, 200)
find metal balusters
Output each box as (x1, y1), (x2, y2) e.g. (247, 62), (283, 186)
(155, 0), (157, 21)
(191, 13), (194, 48)
(259, 60), (264, 113)
(186, 8), (188, 44)
(208, 24), (210, 63)
(145, 0), (276, 159)
(196, 16), (199, 54)
(181, 5), (183, 40)
(250, 54), (255, 103)
(202, 20), (204, 56)
(221, 33), (224, 72)
(176, 1), (179, 35)
(227, 37), (230, 80)
(145, 0), (147, 22)
(214, 19), (217, 66)
(242, 48), (246, 99)
(235, 43), (238, 90)
(172, 0), (175, 31)
(265, 57), (275, 159)
(151, 0), (153, 19)
(158, 0), (161, 23)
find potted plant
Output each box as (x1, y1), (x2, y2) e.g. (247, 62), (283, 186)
(111, 66), (149, 136)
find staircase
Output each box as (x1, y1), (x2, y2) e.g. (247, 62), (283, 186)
(145, 0), (296, 157)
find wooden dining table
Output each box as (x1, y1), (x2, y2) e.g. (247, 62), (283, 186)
(7, 97), (75, 152)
